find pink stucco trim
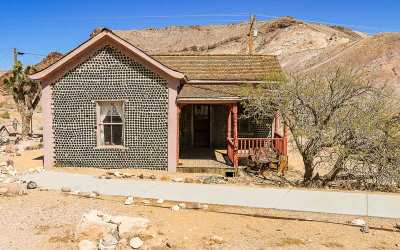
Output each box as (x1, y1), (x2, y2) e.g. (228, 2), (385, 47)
(167, 79), (180, 172)
(30, 30), (186, 82)
(41, 83), (53, 168)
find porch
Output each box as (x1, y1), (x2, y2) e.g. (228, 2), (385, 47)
(176, 100), (288, 175)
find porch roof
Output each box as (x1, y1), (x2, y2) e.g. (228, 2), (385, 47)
(177, 84), (242, 101)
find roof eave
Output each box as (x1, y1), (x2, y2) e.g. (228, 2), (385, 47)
(30, 30), (186, 82)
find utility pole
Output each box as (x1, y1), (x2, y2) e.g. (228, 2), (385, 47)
(249, 14), (256, 55)
(13, 47), (17, 64)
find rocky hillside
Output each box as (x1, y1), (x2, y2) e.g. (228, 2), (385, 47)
(95, 16), (400, 93)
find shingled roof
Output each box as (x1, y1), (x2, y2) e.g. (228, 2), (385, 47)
(152, 55), (281, 81)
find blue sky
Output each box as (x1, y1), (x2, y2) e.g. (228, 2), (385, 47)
(0, 0), (399, 70)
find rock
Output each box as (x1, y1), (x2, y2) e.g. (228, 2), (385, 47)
(61, 186), (71, 192)
(124, 197), (134, 205)
(114, 171), (120, 177)
(161, 176), (170, 181)
(130, 237), (143, 249)
(156, 198), (164, 204)
(102, 214), (113, 223)
(178, 203), (186, 209)
(27, 181), (37, 189)
(78, 240), (97, 250)
(164, 239), (175, 248)
(138, 230), (156, 241)
(1, 162), (6, 166)
(99, 234), (118, 249)
(75, 212), (118, 241)
(0, 187), (8, 196)
(187, 202), (202, 209)
(360, 226), (370, 233)
(118, 238), (127, 246)
(184, 178), (194, 183)
(172, 178), (183, 182)
(171, 205), (180, 211)
(118, 216), (149, 239)
(90, 193), (97, 198)
(110, 216), (123, 225)
(139, 174), (144, 179)
(140, 200), (150, 205)
(71, 190), (80, 195)
(202, 204), (209, 210)
(238, 172), (245, 177)
(211, 235), (224, 244)
(150, 175), (156, 179)
(79, 192), (92, 198)
(143, 239), (169, 249)
(16, 151), (21, 156)
(92, 190), (100, 196)
(352, 219), (366, 226)
(28, 168), (35, 174)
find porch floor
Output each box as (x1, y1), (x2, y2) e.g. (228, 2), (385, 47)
(179, 147), (233, 168)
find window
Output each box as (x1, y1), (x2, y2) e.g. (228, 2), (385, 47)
(97, 101), (124, 147)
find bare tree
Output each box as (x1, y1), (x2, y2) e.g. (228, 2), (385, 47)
(240, 68), (400, 184)
(2, 61), (41, 137)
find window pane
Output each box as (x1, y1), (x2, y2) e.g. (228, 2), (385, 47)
(102, 125), (112, 145)
(112, 125), (123, 145)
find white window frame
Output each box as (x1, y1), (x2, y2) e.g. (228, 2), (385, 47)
(95, 100), (126, 149)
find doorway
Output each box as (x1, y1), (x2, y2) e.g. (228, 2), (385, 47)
(193, 104), (210, 147)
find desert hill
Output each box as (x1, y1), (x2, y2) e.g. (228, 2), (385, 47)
(92, 16), (399, 93)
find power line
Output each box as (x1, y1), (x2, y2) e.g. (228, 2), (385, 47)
(17, 52), (47, 57)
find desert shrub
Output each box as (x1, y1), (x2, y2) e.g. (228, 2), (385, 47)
(1, 111), (10, 119)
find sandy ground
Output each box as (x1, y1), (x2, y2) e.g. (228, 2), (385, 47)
(1, 188), (400, 250)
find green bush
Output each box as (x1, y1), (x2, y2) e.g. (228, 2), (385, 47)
(1, 111), (10, 119)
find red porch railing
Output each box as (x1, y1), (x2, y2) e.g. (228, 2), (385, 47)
(237, 136), (285, 157)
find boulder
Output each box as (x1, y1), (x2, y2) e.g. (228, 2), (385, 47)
(140, 200), (150, 205)
(99, 234), (118, 249)
(137, 230), (156, 241)
(156, 198), (164, 204)
(78, 240), (97, 250)
(0, 187), (8, 196)
(171, 205), (179, 211)
(211, 235), (224, 244)
(129, 237), (143, 249)
(118, 216), (149, 239)
(351, 219), (366, 226)
(124, 197), (134, 205)
(79, 192), (92, 198)
(172, 178), (183, 182)
(161, 176), (170, 181)
(184, 178), (194, 183)
(187, 202), (202, 209)
(75, 212), (118, 241)
(143, 239), (169, 250)
(360, 226), (370, 233)
(27, 181), (37, 189)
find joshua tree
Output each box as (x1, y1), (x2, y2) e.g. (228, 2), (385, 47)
(2, 61), (41, 137)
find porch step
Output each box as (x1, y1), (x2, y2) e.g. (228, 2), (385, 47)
(177, 166), (245, 177)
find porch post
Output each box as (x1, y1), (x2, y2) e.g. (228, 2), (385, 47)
(227, 105), (232, 139)
(177, 104), (182, 167)
(274, 112), (279, 135)
(232, 103), (238, 168)
(283, 118), (288, 156)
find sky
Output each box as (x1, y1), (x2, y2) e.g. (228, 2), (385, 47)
(0, 0), (399, 70)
